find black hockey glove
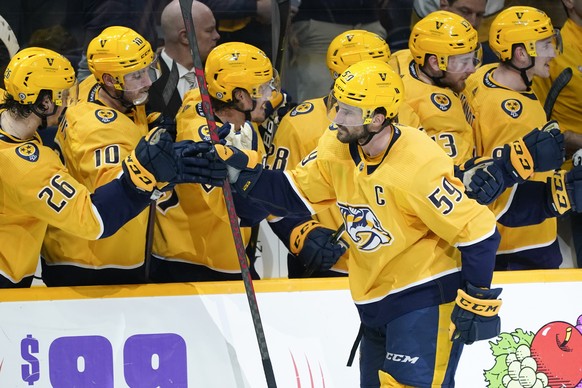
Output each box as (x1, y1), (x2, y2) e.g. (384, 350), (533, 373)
(499, 120), (564, 185)
(456, 157), (505, 205)
(122, 127), (178, 194)
(523, 120), (564, 171)
(547, 166), (582, 216)
(290, 221), (348, 277)
(122, 128), (228, 196)
(175, 141), (227, 186)
(213, 144), (263, 197)
(450, 282), (502, 345)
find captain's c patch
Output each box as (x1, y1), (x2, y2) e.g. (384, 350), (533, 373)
(16, 142), (40, 162)
(95, 109), (118, 123)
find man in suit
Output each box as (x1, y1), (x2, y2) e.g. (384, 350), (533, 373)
(147, 0), (220, 119)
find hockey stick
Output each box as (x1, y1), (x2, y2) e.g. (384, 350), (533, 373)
(544, 67), (572, 120)
(271, 0), (291, 78)
(0, 14), (19, 58)
(178, 1), (277, 386)
(271, 0), (281, 66)
(143, 200), (156, 282)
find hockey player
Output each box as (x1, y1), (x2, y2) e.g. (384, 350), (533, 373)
(0, 47), (222, 288)
(209, 60), (503, 387)
(266, 30), (400, 278)
(394, 10), (564, 208)
(41, 27), (181, 285)
(149, 42), (294, 281)
(398, 11), (479, 164)
(462, 6), (579, 270)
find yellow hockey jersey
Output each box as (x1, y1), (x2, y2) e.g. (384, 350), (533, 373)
(0, 127), (115, 283)
(152, 89), (264, 272)
(392, 49), (475, 164)
(266, 96), (349, 272)
(262, 124), (498, 325)
(462, 64), (557, 255)
(41, 79), (150, 270)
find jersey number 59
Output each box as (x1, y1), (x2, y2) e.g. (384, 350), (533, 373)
(427, 177), (462, 215)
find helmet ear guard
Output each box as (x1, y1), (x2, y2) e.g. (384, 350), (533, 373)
(326, 29), (391, 80)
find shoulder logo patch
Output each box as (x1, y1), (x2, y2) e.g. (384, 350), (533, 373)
(95, 109), (117, 123)
(16, 142), (40, 162)
(430, 93), (452, 111)
(290, 102), (314, 117)
(198, 125), (212, 141)
(501, 99), (522, 119)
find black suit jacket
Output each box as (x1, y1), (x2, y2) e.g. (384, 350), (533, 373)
(146, 57), (183, 119)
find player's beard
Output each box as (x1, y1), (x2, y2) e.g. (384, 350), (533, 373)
(336, 124), (369, 144)
(441, 73), (468, 93)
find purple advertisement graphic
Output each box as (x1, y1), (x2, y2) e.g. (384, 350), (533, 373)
(20, 333), (187, 387)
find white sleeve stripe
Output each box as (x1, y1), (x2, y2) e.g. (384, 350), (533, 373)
(283, 170), (317, 215)
(92, 203), (106, 239)
(454, 224), (497, 247)
(495, 184), (517, 220)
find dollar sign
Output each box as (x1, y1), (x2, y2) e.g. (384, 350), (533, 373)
(20, 334), (40, 386)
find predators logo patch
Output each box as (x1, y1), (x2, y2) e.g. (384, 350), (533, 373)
(198, 125), (212, 141)
(501, 99), (522, 119)
(337, 203), (393, 252)
(290, 102), (314, 117)
(16, 142), (40, 162)
(95, 109), (118, 123)
(430, 93), (452, 112)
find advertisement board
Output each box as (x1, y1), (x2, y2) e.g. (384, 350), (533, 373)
(1, 270), (581, 387)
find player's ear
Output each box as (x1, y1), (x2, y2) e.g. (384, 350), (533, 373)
(102, 73), (116, 87)
(426, 54), (441, 73)
(371, 112), (386, 126)
(512, 45), (529, 64)
(233, 88), (251, 105)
